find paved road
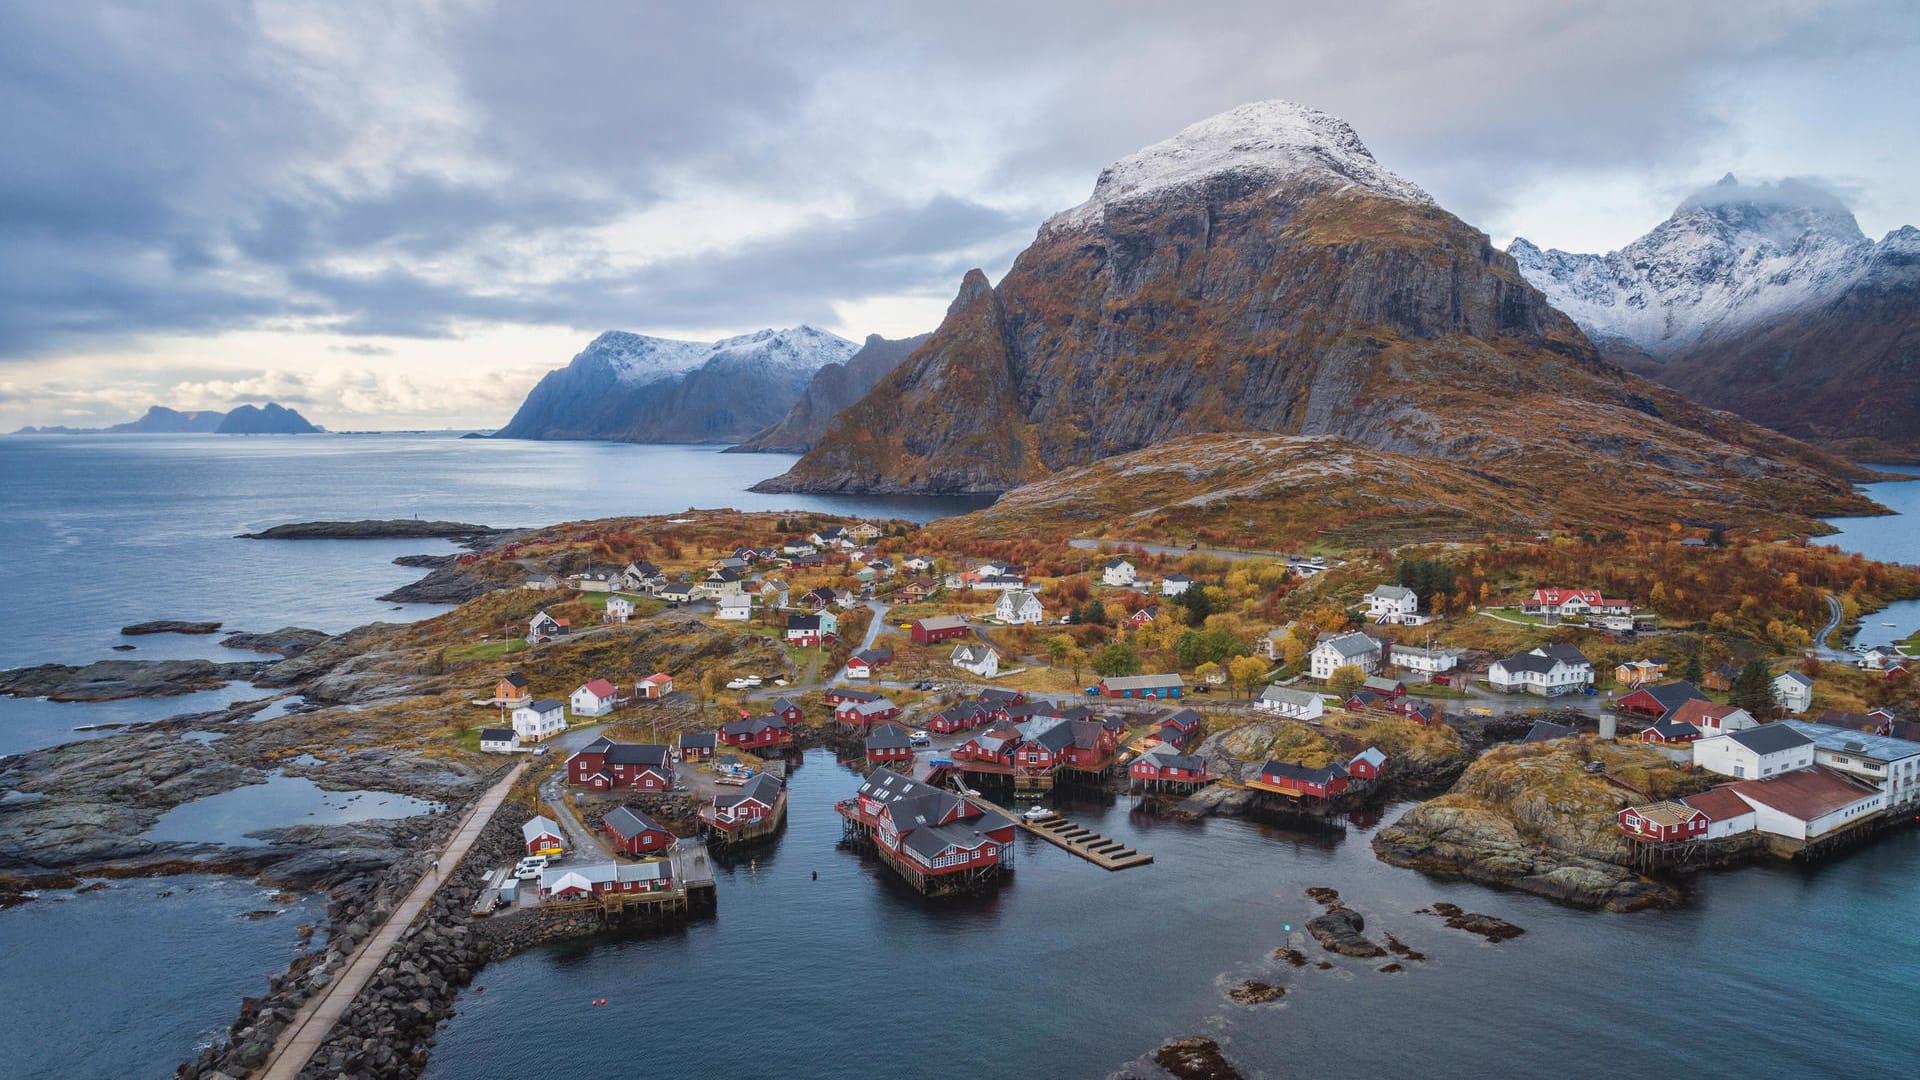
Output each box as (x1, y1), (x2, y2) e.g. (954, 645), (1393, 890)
(533, 724), (614, 859)
(825, 601), (891, 688)
(259, 762), (528, 1080)
(1814, 592), (1848, 657)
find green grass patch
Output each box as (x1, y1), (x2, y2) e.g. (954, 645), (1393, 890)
(446, 638), (529, 662)
(1407, 684), (1472, 699)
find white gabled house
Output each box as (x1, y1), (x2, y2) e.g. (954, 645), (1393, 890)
(1772, 671), (1814, 715)
(1692, 725), (1817, 780)
(511, 698), (568, 741)
(1101, 558), (1136, 587)
(1365, 584), (1420, 624)
(1309, 632), (1382, 680)
(570, 679), (621, 717)
(479, 727), (520, 754)
(951, 643), (1001, 679)
(1256, 685), (1324, 720)
(605, 595), (636, 623)
(717, 593), (753, 621)
(1487, 644), (1594, 696)
(1390, 644), (1462, 676)
(1160, 574), (1193, 597)
(995, 589), (1044, 626)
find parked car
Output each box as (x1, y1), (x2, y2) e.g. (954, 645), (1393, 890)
(909, 730), (931, 748)
(1190, 684), (1211, 694)
(1084, 686), (1102, 696)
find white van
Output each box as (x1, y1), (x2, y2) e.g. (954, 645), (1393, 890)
(513, 855), (551, 880)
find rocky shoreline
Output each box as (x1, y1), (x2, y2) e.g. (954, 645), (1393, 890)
(0, 658), (273, 701)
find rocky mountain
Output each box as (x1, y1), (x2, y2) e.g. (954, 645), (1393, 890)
(756, 101), (1871, 531)
(728, 332), (931, 453)
(13, 403), (319, 435)
(493, 326), (858, 443)
(1510, 177), (1919, 459)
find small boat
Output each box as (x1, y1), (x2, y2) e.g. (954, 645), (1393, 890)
(1883, 622), (1898, 627)
(1023, 806), (1056, 821)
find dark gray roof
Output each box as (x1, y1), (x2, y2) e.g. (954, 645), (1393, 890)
(715, 772), (784, 809)
(525, 698), (565, 712)
(604, 743), (672, 767)
(1641, 681), (1710, 712)
(480, 728), (514, 741)
(1645, 720), (1701, 740)
(865, 723), (912, 751)
(502, 673), (530, 688)
(1522, 719), (1575, 743)
(603, 805), (669, 840)
(979, 689), (1023, 707)
(720, 714), (791, 736)
(1726, 724), (1816, 755)
(787, 613), (821, 630)
(1260, 760), (1349, 784)
(679, 732), (717, 750)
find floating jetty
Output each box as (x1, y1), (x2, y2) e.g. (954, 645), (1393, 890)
(972, 796), (1153, 870)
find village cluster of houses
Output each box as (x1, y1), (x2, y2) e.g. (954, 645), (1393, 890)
(1618, 717), (1920, 851)
(839, 769), (1018, 889)
(478, 669), (674, 752)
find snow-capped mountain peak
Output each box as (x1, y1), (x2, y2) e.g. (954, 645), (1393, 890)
(1047, 99), (1433, 233)
(581, 325), (857, 386)
(1509, 175), (1880, 355)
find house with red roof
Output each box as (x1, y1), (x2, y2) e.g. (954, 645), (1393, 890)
(569, 678), (621, 717)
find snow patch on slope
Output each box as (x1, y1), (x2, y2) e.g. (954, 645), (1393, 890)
(1508, 175), (1881, 356)
(581, 326), (858, 386)
(1045, 100), (1433, 234)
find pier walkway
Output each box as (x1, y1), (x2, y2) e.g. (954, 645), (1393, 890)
(974, 796), (1153, 871)
(258, 762), (528, 1080)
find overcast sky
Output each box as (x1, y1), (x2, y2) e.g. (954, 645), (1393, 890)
(3, 0), (1915, 431)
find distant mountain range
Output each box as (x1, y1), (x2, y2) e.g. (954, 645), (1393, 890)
(726, 333), (930, 453)
(492, 326), (859, 443)
(748, 99), (1875, 537)
(1510, 176), (1920, 460)
(14, 403), (321, 435)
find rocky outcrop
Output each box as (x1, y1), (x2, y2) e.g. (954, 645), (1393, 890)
(1153, 1036), (1245, 1080)
(219, 627), (331, 657)
(757, 101), (1876, 533)
(1370, 738), (1701, 911)
(1306, 905), (1386, 958)
(14, 403), (317, 436)
(0, 658), (271, 701)
(728, 332), (930, 452)
(122, 620), (223, 635)
(239, 520), (502, 541)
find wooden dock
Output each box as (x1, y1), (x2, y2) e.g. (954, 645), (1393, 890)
(973, 797), (1152, 870)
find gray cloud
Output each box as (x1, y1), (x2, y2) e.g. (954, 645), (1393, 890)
(0, 0), (1915, 372)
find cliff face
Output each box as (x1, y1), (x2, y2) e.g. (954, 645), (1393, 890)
(755, 101), (1869, 522)
(494, 326), (857, 443)
(728, 332), (929, 453)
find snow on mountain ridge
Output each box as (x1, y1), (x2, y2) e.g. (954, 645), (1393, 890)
(1509, 175), (1882, 356)
(1046, 99), (1433, 234)
(580, 325), (857, 386)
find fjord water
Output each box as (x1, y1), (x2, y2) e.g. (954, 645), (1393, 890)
(423, 750), (1919, 1080)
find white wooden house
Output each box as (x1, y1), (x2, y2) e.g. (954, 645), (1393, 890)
(512, 698), (568, 741)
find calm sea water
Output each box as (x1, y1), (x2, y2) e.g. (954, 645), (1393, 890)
(0, 876), (326, 1079)
(0, 434), (988, 755)
(424, 750), (1920, 1080)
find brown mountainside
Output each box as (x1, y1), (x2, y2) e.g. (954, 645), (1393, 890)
(755, 102), (1872, 531)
